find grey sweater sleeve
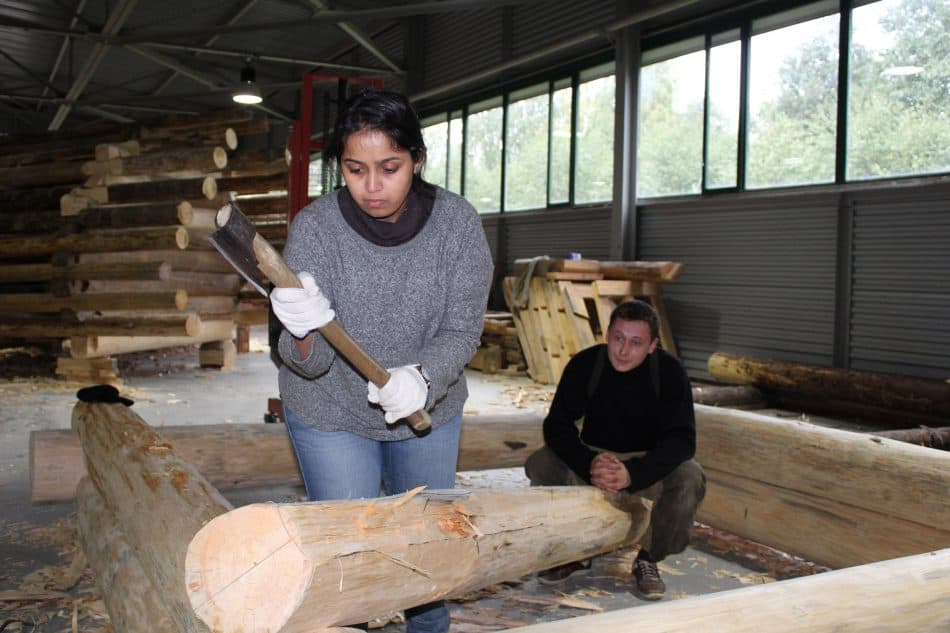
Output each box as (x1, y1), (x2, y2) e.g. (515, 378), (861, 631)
(276, 187), (492, 440)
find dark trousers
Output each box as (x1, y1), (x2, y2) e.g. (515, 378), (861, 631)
(524, 446), (706, 561)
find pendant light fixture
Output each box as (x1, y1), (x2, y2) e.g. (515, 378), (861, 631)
(232, 62), (263, 105)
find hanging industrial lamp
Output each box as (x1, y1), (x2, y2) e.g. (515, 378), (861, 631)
(232, 63), (263, 105)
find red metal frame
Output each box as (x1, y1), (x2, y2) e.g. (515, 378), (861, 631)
(287, 72), (384, 225)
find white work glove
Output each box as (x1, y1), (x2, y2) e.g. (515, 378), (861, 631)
(367, 365), (429, 425)
(270, 271), (335, 338)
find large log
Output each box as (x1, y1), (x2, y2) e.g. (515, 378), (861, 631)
(67, 318), (234, 358)
(505, 548), (950, 633)
(708, 352), (950, 418)
(214, 172), (288, 196)
(0, 159), (88, 188)
(30, 413), (546, 504)
(186, 487), (649, 632)
(76, 477), (177, 633)
(0, 226), (195, 258)
(872, 425), (949, 449)
(72, 401), (231, 633)
(0, 313), (200, 339)
(82, 147), (228, 178)
(0, 261), (171, 283)
(0, 290), (188, 314)
(78, 249), (234, 274)
(81, 272), (244, 296)
(96, 175), (218, 204)
(71, 201), (217, 230)
(694, 404), (950, 568)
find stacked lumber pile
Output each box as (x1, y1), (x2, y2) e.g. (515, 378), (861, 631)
(502, 257), (683, 384)
(467, 311), (526, 375)
(0, 110), (288, 382)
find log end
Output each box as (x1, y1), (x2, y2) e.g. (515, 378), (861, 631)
(186, 503), (309, 633)
(213, 147), (229, 169)
(225, 128), (238, 151)
(202, 175), (218, 200)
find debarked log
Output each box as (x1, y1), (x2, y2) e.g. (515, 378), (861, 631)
(186, 487), (649, 633)
(76, 476), (177, 633)
(504, 548), (950, 633)
(30, 413), (546, 503)
(72, 401), (231, 633)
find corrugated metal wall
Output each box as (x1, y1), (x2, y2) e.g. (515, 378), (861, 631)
(635, 194), (841, 379)
(848, 183), (950, 380)
(510, 0), (615, 57)
(500, 207), (612, 270)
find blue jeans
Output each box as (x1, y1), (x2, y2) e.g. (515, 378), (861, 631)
(284, 406), (459, 633)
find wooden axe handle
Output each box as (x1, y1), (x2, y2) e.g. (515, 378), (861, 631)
(252, 234), (432, 432)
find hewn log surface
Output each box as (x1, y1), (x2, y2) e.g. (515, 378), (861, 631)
(186, 487), (649, 633)
(72, 401), (231, 633)
(31, 413), (546, 503)
(708, 352), (950, 418)
(695, 404), (950, 567)
(76, 477), (177, 633)
(505, 549), (950, 633)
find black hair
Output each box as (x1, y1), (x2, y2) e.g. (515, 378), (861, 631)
(608, 299), (660, 341)
(324, 89), (427, 189)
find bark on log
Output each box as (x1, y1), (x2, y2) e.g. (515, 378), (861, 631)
(78, 249), (234, 273)
(96, 175), (218, 204)
(1, 210), (64, 234)
(0, 160), (88, 187)
(81, 272), (244, 296)
(76, 477), (178, 633)
(186, 487), (649, 632)
(0, 290), (187, 314)
(708, 352), (950, 418)
(504, 548), (950, 633)
(0, 313), (200, 338)
(70, 201), (217, 230)
(72, 401), (231, 633)
(691, 384), (766, 408)
(214, 172), (288, 196)
(0, 261), (171, 283)
(694, 404), (950, 568)
(82, 147), (228, 178)
(0, 184), (73, 212)
(0, 226), (195, 257)
(31, 413), (546, 504)
(870, 426), (949, 449)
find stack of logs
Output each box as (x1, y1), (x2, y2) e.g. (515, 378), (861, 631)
(502, 257), (683, 384)
(0, 110), (291, 383)
(467, 311), (526, 375)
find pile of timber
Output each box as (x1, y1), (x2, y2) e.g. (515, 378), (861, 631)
(708, 352), (950, 430)
(70, 401), (649, 631)
(503, 257), (683, 384)
(467, 311), (527, 375)
(0, 110), (289, 382)
(51, 400), (948, 631)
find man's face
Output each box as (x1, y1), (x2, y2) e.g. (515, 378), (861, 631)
(606, 318), (658, 373)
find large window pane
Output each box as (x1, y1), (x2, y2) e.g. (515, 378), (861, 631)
(848, 0), (950, 180)
(575, 65), (615, 204)
(422, 119), (448, 188)
(465, 99), (503, 213)
(747, 9), (840, 188)
(638, 47), (706, 197)
(706, 37), (741, 189)
(549, 80), (572, 204)
(447, 112), (463, 194)
(505, 84), (549, 211)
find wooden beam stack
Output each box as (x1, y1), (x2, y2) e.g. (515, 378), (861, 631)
(0, 110), (283, 381)
(503, 257), (683, 384)
(467, 311), (527, 375)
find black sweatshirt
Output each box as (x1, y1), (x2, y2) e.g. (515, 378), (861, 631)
(543, 344), (696, 491)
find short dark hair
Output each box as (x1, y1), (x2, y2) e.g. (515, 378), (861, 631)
(608, 300), (660, 341)
(324, 89), (427, 188)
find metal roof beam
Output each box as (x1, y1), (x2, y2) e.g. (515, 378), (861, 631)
(304, 0), (403, 74)
(48, 0), (139, 130)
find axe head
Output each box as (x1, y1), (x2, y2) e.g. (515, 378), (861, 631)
(207, 202), (270, 296)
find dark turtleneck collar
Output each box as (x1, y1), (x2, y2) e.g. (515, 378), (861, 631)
(338, 183), (436, 247)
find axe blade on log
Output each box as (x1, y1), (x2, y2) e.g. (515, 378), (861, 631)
(207, 202), (432, 433)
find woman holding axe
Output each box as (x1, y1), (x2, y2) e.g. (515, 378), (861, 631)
(269, 89), (493, 633)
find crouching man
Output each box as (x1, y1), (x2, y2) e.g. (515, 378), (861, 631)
(525, 299), (706, 600)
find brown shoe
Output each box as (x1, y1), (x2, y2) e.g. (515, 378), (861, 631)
(537, 559), (591, 584)
(633, 557), (665, 600)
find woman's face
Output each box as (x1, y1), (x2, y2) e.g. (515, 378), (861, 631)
(340, 128), (420, 223)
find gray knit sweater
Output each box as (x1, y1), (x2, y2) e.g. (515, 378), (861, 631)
(277, 186), (493, 440)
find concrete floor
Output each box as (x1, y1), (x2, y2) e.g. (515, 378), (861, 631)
(0, 327), (806, 632)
